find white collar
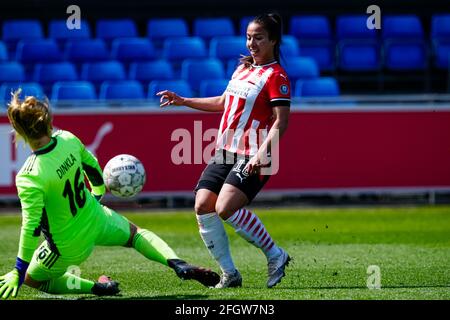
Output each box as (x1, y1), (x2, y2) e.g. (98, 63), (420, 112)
(251, 60), (277, 68)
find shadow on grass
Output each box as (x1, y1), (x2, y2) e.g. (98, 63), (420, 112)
(245, 284), (450, 290)
(78, 294), (211, 300)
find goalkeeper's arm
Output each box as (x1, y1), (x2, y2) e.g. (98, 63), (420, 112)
(1, 179), (43, 299)
(79, 140), (106, 200)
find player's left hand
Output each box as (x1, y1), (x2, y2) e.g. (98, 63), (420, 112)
(245, 156), (261, 175)
(0, 269), (20, 299)
(245, 153), (270, 176)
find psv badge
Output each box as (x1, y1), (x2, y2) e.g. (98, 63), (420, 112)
(279, 84), (289, 95)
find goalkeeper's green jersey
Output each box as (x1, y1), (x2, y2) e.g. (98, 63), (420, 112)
(16, 130), (106, 263)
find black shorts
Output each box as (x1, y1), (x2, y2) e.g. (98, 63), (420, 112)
(194, 149), (270, 203)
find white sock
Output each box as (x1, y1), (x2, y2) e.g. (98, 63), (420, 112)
(196, 212), (236, 274)
(225, 208), (281, 259)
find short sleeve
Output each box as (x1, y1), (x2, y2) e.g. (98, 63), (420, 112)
(267, 71), (291, 107)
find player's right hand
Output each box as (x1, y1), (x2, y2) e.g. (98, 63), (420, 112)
(0, 269), (20, 299)
(156, 90), (184, 107)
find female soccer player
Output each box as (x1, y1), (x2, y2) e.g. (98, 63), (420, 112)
(157, 13), (291, 288)
(0, 91), (220, 299)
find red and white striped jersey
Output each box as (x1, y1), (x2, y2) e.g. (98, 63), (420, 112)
(216, 61), (291, 156)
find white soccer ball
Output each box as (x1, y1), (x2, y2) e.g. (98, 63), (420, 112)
(103, 154), (146, 198)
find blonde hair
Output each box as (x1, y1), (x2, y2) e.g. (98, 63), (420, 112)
(7, 89), (52, 144)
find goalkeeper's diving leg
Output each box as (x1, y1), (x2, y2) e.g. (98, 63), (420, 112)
(128, 223), (220, 287)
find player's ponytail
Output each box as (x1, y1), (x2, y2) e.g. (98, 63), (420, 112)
(240, 12), (283, 68)
(7, 89), (53, 144)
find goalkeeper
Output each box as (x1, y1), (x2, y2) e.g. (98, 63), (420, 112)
(0, 91), (220, 299)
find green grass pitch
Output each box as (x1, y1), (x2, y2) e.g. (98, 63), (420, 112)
(0, 205), (449, 300)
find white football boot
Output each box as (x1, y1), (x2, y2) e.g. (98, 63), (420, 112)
(215, 269), (242, 288)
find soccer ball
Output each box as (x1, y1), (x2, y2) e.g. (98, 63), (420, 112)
(103, 154), (146, 198)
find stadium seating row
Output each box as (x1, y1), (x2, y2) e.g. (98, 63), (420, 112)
(1, 14), (449, 71)
(0, 36), (298, 65)
(0, 57), (320, 85)
(0, 77), (339, 105)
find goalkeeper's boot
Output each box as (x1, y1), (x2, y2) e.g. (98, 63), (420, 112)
(215, 269), (242, 288)
(168, 259), (220, 287)
(91, 275), (120, 296)
(267, 248), (291, 288)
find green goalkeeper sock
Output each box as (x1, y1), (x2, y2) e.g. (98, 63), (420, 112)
(132, 229), (179, 266)
(39, 272), (94, 294)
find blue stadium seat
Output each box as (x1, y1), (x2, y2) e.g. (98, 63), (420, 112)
(99, 81), (145, 100)
(335, 15), (381, 72)
(290, 16), (335, 71)
(434, 42), (450, 69)
(289, 16), (334, 70)
(199, 79), (229, 97)
(181, 59), (225, 91)
(129, 60), (174, 83)
(384, 42), (427, 70)
(162, 37), (207, 62)
(431, 14), (450, 41)
(111, 38), (156, 63)
(239, 16), (254, 35)
(48, 19), (91, 44)
(336, 15), (378, 41)
(283, 57), (319, 81)
(147, 18), (189, 41)
(338, 42), (381, 71)
(0, 82), (44, 106)
(226, 59), (241, 77)
(299, 45), (335, 71)
(431, 14), (450, 69)
(51, 81), (97, 101)
(96, 19), (138, 41)
(148, 80), (193, 99)
(382, 15), (424, 40)
(209, 36), (247, 62)
(382, 15), (427, 71)
(81, 61), (126, 84)
(281, 35), (300, 57)
(33, 62), (78, 85)
(0, 62), (25, 82)
(65, 39), (109, 63)
(2, 20), (44, 51)
(289, 15), (332, 41)
(295, 77), (340, 97)
(0, 42), (7, 61)
(15, 39), (62, 64)
(194, 18), (235, 40)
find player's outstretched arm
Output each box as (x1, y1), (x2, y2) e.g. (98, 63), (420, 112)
(157, 90), (225, 112)
(78, 137), (106, 200)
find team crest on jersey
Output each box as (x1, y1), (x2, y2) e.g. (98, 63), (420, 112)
(279, 84), (289, 95)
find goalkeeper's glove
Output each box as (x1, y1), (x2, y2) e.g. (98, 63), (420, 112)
(0, 269), (20, 299)
(91, 185), (106, 203)
(0, 257), (29, 299)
